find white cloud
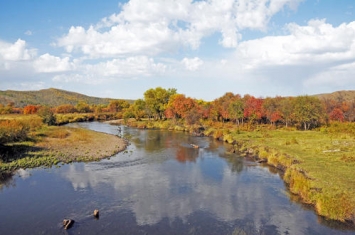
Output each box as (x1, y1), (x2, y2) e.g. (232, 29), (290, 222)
(56, 0), (302, 57)
(235, 19), (355, 69)
(87, 56), (166, 77)
(33, 53), (74, 73)
(52, 56), (166, 84)
(0, 39), (36, 61)
(181, 57), (204, 71)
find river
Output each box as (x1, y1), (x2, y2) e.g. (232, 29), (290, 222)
(0, 122), (354, 235)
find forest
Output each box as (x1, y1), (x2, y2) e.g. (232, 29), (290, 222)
(1, 87), (354, 130)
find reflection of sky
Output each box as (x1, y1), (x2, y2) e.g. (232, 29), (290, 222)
(57, 123), (348, 235)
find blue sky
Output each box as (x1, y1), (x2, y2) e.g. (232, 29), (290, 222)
(1, 0), (355, 100)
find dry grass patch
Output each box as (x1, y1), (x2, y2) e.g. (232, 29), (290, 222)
(35, 126), (127, 162)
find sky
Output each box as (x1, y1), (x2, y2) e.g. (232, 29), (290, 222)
(1, 0), (355, 101)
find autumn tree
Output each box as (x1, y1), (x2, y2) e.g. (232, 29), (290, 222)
(76, 101), (91, 113)
(243, 95), (264, 124)
(165, 94), (197, 120)
(263, 97), (282, 125)
(144, 87), (177, 120)
(329, 108), (344, 122)
(211, 92), (236, 122)
(126, 99), (146, 121)
(23, 105), (38, 114)
(108, 100), (130, 113)
(56, 104), (77, 114)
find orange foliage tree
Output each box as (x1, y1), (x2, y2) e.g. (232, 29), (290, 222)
(23, 105), (38, 114)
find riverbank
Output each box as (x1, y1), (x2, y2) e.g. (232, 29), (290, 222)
(0, 123), (127, 172)
(117, 119), (355, 224)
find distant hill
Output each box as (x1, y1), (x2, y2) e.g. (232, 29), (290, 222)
(0, 88), (130, 107)
(314, 90), (355, 102)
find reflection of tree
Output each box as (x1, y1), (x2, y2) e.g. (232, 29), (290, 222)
(175, 145), (199, 163)
(225, 156), (244, 174)
(0, 172), (15, 191)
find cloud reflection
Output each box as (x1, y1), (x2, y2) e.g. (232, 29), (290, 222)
(60, 126), (334, 234)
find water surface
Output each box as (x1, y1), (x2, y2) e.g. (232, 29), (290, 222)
(0, 122), (354, 235)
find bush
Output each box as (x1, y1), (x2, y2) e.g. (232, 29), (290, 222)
(0, 120), (29, 144)
(37, 106), (56, 125)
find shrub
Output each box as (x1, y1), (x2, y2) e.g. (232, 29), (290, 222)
(37, 106), (56, 125)
(0, 120), (29, 144)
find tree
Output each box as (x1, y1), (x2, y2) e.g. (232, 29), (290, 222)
(293, 96), (325, 130)
(37, 106), (56, 125)
(76, 101), (91, 113)
(108, 100), (130, 113)
(165, 94), (197, 120)
(263, 97), (282, 125)
(243, 95), (264, 124)
(228, 96), (244, 126)
(329, 108), (344, 122)
(128, 99), (146, 121)
(279, 97), (294, 127)
(56, 104), (77, 114)
(23, 105), (38, 114)
(211, 92), (236, 122)
(144, 87), (177, 120)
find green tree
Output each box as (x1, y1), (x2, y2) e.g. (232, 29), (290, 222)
(144, 87), (177, 120)
(37, 106), (56, 125)
(228, 96), (244, 126)
(280, 97), (294, 127)
(293, 96), (325, 130)
(128, 99), (146, 121)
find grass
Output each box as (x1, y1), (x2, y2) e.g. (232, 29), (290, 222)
(222, 125), (355, 223)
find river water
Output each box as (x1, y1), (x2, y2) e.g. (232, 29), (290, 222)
(0, 122), (354, 235)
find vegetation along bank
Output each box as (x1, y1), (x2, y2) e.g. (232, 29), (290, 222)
(1, 87), (355, 224)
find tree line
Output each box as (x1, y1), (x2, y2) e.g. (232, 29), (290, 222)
(2, 87), (355, 130)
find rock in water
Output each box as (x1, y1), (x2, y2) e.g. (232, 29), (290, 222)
(94, 209), (99, 218)
(63, 219), (74, 229)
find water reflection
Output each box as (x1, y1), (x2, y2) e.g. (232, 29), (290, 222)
(1, 122), (354, 235)
(59, 124), (354, 234)
(0, 172), (15, 191)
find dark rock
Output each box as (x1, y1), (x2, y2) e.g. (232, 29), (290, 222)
(63, 219), (74, 229)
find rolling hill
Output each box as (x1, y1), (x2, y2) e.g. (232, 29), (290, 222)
(1, 88), (355, 108)
(314, 90), (355, 102)
(0, 88), (128, 107)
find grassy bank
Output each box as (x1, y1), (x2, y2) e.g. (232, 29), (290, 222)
(120, 119), (355, 224)
(0, 114), (127, 172)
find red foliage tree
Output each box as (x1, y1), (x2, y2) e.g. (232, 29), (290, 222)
(329, 108), (344, 122)
(243, 95), (264, 123)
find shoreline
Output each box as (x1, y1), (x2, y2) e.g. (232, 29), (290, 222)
(0, 125), (128, 172)
(119, 119), (355, 225)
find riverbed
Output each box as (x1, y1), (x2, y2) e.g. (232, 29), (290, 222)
(0, 122), (354, 235)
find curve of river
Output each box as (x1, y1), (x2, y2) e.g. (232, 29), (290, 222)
(0, 122), (354, 235)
